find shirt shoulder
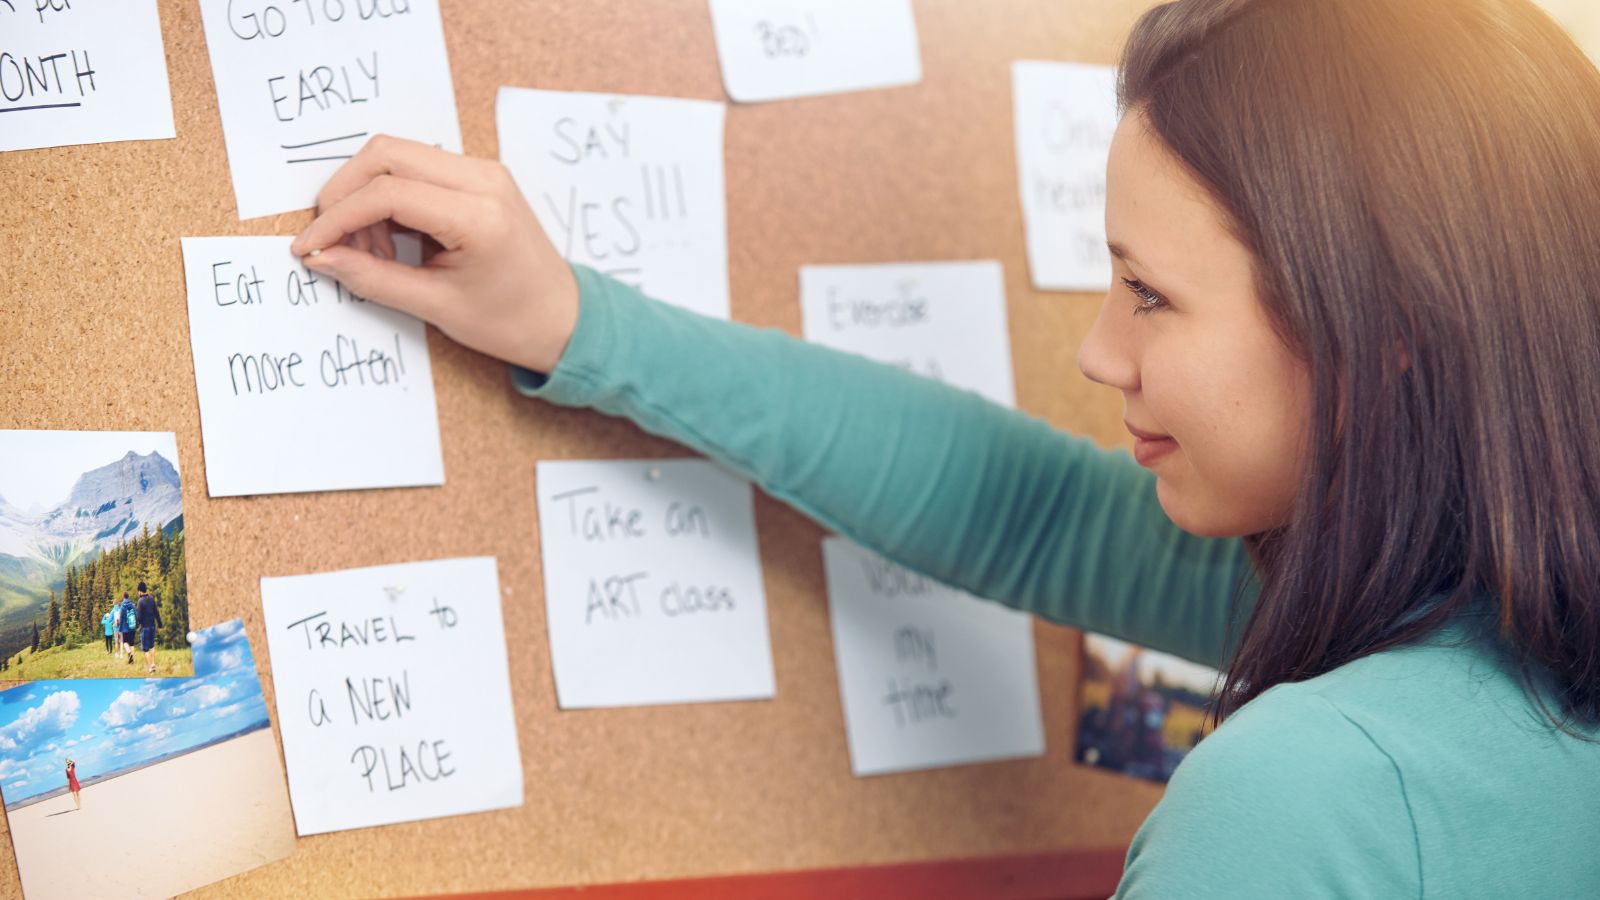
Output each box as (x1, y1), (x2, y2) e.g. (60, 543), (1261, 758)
(1116, 682), (1422, 899)
(1287, 620), (1600, 897)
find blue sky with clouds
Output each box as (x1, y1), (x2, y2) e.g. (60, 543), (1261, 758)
(0, 619), (269, 805)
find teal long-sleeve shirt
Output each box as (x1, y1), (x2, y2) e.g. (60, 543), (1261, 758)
(515, 265), (1600, 898)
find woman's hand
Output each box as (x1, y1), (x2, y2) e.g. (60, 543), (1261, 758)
(290, 134), (579, 375)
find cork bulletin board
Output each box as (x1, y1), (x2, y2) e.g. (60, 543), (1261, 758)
(0, 0), (1166, 895)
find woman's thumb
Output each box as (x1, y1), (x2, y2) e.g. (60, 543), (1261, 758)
(302, 246), (444, 322)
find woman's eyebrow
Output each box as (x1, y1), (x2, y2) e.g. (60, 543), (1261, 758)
(1107, 241), (1148, 270)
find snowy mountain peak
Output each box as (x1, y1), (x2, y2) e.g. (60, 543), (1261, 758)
(23, 451), (185, 563)
(62, 451), (181, 516)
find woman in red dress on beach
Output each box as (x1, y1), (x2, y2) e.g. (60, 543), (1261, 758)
(65, 760), (80, 810)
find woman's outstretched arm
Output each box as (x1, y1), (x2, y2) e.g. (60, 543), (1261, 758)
(294, 136), (1256, 669)
(516, 265), (1255, 669)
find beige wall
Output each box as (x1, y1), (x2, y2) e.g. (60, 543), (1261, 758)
(1534, 0), (1600, 62)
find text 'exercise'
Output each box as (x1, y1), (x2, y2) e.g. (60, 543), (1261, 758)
(800, 260), (1016, 408)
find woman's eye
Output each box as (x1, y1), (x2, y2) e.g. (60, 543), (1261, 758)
(1121, 277), (1168, 316)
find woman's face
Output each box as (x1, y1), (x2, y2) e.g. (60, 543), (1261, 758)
(1077, 111), (1311, 538)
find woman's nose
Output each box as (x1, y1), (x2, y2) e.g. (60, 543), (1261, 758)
(1077, 289), (1141, 392)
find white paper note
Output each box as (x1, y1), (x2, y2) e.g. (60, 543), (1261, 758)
(822, 538), (1045, 777)
(1012, 61), (1119, 292)
(180, 235), (444, 497)
(195, 0), (462, 220)
(536, 459), (775, 708)
(0, 0), (175, 152)
(260, 557), (522, 836)
(497, 88), (730, 320)
(800, 260), (1015, 407)
(707, 0), (922, 103)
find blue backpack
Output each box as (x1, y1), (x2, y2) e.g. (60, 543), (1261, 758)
(120, 600), (136, 630)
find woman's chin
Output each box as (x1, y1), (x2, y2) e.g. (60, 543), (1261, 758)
(1155, 478), (1254, 539)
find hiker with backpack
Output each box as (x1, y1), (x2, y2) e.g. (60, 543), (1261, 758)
(135, 582), (162, 674)
(118, 592), (137, 665)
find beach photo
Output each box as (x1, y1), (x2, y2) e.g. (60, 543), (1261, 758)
(0, 618), (294, 899)
(1075, 633), (1222, 784)
(0, 430), (193, 680)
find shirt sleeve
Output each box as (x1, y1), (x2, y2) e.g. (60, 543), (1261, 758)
(1114, 689), (1422, 899)
(513, 265), (1258, 669)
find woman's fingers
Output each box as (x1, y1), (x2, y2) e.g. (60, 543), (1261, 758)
(315, 134), (500, 213)
(302, 244), (448, 321)
(288, 140), (578, 373)
(372, 222), (397, 261)
(293, 174), (477, 256)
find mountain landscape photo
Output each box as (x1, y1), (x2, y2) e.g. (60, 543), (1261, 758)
(0, 432), (191, 674)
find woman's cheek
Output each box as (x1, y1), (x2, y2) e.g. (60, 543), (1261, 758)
(1147, 376), (1275, 535)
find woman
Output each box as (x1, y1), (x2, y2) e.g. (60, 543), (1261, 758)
(65, 760), (80, 811)
(289, 0), (1599, 894)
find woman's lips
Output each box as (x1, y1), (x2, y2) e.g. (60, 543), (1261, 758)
(1133, 436), (1178, 467)
(1126, 422), (1177, 467)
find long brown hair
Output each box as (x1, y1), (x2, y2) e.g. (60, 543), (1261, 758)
(1118, 0), (1600, 731)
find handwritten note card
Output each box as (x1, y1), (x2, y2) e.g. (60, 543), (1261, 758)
(536, 460), (775, 708)
(1012, 61), (1119, 292)
(181, 236), (444, 497)
(196, 0), (462, 219)
(0, 0), (175, 152)
(260, 557), (522, 836)
(497, 88), (730, 320)
(706, 0), (922, 103)
(800, 261), (1015, 407)
(822, 538), (1044, 776)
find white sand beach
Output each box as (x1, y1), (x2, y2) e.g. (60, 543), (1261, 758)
(6, 728), (294, 900)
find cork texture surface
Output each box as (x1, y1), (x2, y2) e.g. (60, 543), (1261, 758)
(0, 1), (1163, 895)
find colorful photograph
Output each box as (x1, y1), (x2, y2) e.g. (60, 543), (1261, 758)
(1075, 632), (1221, 783)
(0, 430), (192, 679)
(0, 619), (294, 900)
